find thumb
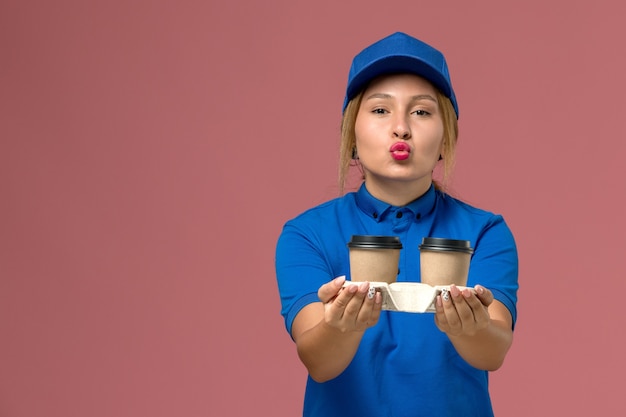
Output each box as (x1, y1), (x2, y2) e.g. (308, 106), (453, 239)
(318, 276), (346, 303)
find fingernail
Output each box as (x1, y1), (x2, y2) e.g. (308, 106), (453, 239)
(375, 292), (382, 304)
(367, 287), (376, 299)
(442, 289), (450, 302)
(334, 276), (346, 285)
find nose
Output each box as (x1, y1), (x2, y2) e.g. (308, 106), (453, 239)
(392, 116), (411, 140)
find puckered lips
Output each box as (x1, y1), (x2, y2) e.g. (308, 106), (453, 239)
(390, 142), (410, 161)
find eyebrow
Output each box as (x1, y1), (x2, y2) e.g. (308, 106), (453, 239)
(365, 93), (438, 103)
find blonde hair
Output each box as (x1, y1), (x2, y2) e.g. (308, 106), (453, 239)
(338, 88), (458, 194)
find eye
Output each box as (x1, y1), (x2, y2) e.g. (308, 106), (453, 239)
(412, 109), (431, 116)
(372, 108), (387, 115)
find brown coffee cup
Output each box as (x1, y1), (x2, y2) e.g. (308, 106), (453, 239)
(419, 237), (473, 286)
(347, 235), (402, 284)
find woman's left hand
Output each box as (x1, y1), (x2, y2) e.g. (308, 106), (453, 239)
(434, 284), (494, 337)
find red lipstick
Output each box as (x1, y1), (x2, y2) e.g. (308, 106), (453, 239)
(390, 142), (410, 160)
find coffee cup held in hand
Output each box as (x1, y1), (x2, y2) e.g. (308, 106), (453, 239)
(348, 235), (402, 284)
(418, 237), (473, 286)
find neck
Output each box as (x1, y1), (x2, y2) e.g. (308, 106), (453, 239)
(364, 178), (432, 206)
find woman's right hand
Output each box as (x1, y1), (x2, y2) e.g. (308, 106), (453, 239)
(317, 276), (382, 333)
(291, 276), (383, 382)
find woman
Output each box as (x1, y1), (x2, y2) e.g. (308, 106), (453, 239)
(275, 32), (518, 417)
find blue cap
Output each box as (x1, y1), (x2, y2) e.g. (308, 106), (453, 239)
(343, 32), (459, 118)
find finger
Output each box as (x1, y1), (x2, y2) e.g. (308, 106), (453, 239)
(318, 276), (346, 303)
(325, 282), (358, 324)
(368, 291), (383, 324)
(356, 286), (380, 328)
(434, 295), (450, 331)
(440, 288), (462, 331)
(450, 285), (475, 325)
(474, 285), (494, 307)
(462, 288), (491, 326)
(342, 282), (369, 321)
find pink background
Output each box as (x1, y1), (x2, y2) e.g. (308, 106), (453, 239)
(1, 0), (625, 415)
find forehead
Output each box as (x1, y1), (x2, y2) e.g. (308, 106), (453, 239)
(362, 73), (438, 95)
